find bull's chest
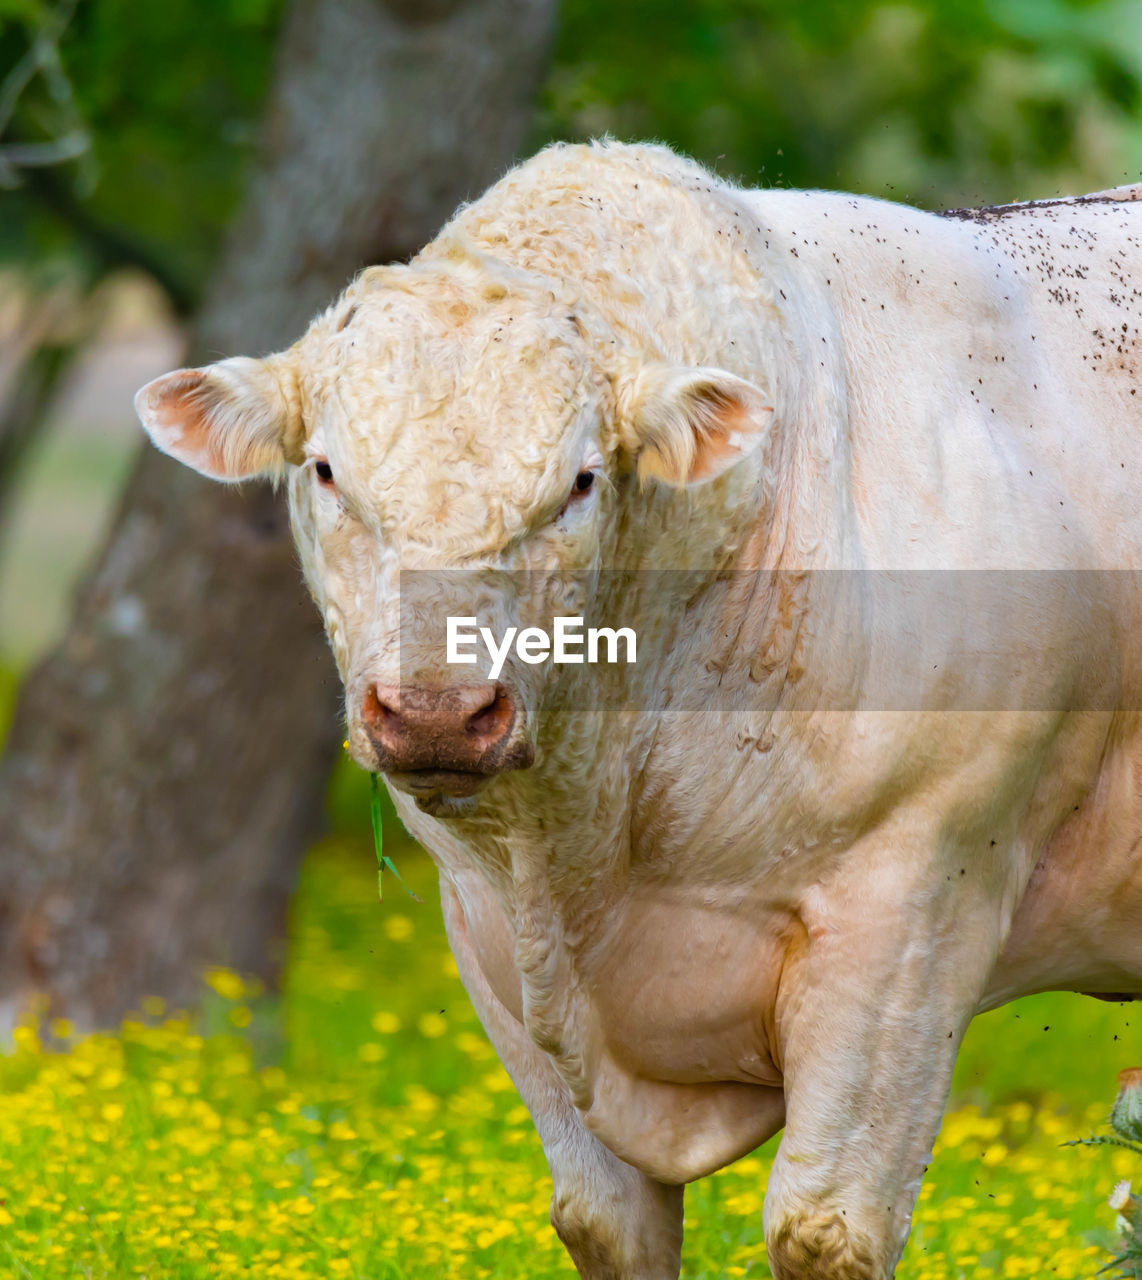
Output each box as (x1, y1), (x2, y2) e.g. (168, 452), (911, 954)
(445, 863), (794, 1181)
(452, 865), (791, 1091)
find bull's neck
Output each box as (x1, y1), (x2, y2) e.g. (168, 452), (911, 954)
(420, 164), (865, 1097)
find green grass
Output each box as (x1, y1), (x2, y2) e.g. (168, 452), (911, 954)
(0, 696), (1137, 1277)
(0, 807), (1137, 1279)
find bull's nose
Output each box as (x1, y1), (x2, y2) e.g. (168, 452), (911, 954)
(362, 682), (520, 776)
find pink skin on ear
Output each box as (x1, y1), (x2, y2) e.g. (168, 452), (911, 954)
(136, 369), (225, 473)
(134, 358), (293, 483)
(685, 386), (773, 483)
(627, 363), (774, 488)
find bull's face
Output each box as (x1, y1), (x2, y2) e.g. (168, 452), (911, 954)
(136, 259), (772, 815)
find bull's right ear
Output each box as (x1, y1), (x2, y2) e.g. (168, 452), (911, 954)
(134, 354), (301, 483)
(619, 362), (774, 487)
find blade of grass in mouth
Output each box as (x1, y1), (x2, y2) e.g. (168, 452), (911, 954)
(371, 772), (422, 904)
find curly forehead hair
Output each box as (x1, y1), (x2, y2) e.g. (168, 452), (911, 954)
(298, 249), (606, 441)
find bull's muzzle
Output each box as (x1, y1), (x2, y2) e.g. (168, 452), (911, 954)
(362, 682), (534, 803)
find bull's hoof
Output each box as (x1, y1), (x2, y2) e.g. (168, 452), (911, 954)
(767, 1212), (883, 1280)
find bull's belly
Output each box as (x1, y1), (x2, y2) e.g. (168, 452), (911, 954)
(584, 893), (793, 1089)
(457, 862), (794, 1088)
(984, 719), (1142, 1007)
(452, 870), (791, 1181)
(577, 935), (793, 1181)
(578, 914), (793, 1181)
(581, 1062), (786, 1184)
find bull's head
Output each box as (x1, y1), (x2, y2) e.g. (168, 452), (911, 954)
(135, 254), (773, 815)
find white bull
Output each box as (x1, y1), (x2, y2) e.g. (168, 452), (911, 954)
(136, 140), (1142, 1279)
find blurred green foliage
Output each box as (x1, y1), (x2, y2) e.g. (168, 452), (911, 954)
(541, 0), (1142, 206)
(0, 0), (284, 307)
(2, 0), (1141, 307)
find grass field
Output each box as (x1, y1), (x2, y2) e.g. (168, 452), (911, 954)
(0, 749), (1138, 1280)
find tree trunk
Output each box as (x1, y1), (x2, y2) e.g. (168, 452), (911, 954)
(0, 0), (558, 1030)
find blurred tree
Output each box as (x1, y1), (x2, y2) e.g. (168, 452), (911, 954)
(0, 0), (282, 532)
(0, 0), (283, 303)
(0, 0), (558, 1028)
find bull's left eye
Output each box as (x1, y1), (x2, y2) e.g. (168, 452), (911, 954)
(555, 466), (599, 521)
(314, 459), (335, 487)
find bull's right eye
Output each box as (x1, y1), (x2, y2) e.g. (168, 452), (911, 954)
(314, 459), (335, 487)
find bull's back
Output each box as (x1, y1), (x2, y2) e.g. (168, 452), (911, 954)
(737, 182), (1142, 997)
(742, 181), (1142, 570)
(926, 190), (1142, 995)
(940, 188), (1142, 565)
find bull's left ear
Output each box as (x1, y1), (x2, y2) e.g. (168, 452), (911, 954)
(620, 363), (774, 486)
(134, 354), (302, 483)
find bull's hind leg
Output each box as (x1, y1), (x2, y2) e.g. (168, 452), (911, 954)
(762, 832), (1016, 1280)
(441, 879), (683, 1280)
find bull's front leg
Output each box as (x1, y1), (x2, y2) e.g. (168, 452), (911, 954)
(763, 830), (1014, 1280)
(440, 876), (683, 1280)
